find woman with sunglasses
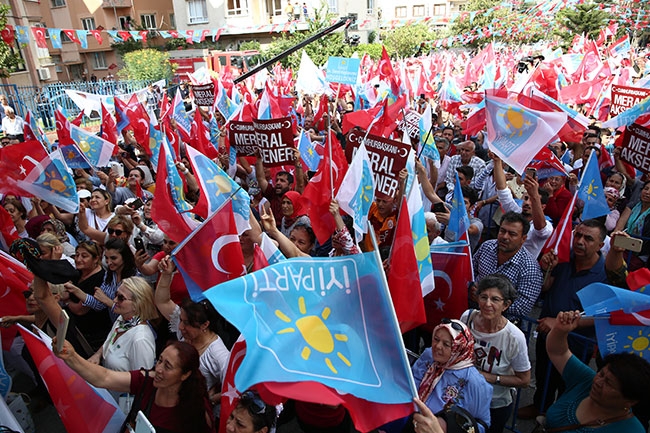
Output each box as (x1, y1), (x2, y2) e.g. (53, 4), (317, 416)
(460, 275), (530, 433)
(79, 212), (134, 248)
(226, 389), (276, 433)
(63, 240), (112, 353)
(55, 339), (214, 433)
(155, 256), (232, 408)
(411, 319), (492, 433)
(66, 238), (137, 323)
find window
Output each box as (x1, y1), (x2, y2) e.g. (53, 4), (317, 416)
(187, 0), (208, 24)
(119, 16), (132, 30)
(82, 18), (96, 31)
(395, 6), (406, 17)
(51, 54), (63, 73)
(227, 0), (248, 16)
(51, 0), (65, 6)
(267, 0), (282, 16)
(141, 14), (156, 29)
(327, 0), (337, 13)
(367, 0), (374, 15)
(61, 31), (72, 43)
(92, 52), (107, 70)
(169, 13), (176, 29)
(8, 46), (26, 72)
(433, 4), (446, 15)
(413, 5), (425, 16)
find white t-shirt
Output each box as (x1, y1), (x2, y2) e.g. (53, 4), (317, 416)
(102, 318), (156, 372)
(85, 208), (114, 231)
(460, 309), (531, 408)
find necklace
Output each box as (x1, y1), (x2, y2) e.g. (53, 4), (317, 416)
(195, 333), (217, 355)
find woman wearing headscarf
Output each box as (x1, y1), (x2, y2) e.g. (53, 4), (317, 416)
(279, 191), (310, 237)
(411, 319), (492, 433)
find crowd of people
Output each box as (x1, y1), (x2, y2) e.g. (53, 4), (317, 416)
(3, 41), (650, 433)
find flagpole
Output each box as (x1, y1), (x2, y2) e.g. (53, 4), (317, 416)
(368, 226), (419, 401)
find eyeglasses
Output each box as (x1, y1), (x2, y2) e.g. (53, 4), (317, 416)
(23, 290), (33, 299)
(240, 390), (267, 414)
(107, 228), (124, 236)
(441, 318), (469, 342)
(478, 294), (505, 304)
(115, 293), (132, 302)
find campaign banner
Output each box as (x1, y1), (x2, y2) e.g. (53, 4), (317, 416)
(192, 82), (215, 107)
(346, 129), (410, 198)
(610, 85), (650, 117)
(619, 122), (650, 174)
(398, 109), (421, 140)
(229, 121), (258, 156)
(326, 56), (361, 85)
(254, 117), (295, 167)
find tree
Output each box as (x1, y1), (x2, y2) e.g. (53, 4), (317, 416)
(0, 5), (25, 77)
(380, 24), (440, 58)
(554, 2), (614, 47)
(118, 49), (174, 81)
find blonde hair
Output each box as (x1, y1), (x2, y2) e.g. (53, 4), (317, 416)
(121, 277), (158, 322)
(48, 282), (64, 296)
(36, 232), (61, 249)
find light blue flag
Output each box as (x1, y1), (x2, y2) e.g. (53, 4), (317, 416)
(297, 129), (321, 171)
(577, 151), (609, 220)
(185, 144), (251, 234)
(18, 149), (79, 213)
(336, 142), (375, 240)
(203, 252), (415, 405)
(48, 29), (62, 49)
(602, 95), (650, 129)
(14, 26), (29, 44)
(418, 104), (440, 164)
(69, 124), (116, 168)
(106, 30), (123, 43)
(148, 122), (162, 170)
(578, 283), (650, 358)
(161, 138), (193, 213)
(130, 31), (141, 41)
(446, 173), (470, 242)
(158, 31), (172, 38)
(76, 30), (88, 49)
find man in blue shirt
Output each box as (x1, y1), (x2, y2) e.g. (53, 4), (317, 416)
(518, 219), (608, 419)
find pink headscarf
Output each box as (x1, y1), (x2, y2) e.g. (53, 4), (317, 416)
(283, 191), (306, 218)
(417, 319), (475, 403)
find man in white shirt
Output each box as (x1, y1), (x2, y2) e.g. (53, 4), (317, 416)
(1, 107), (25, 142)
(492, 154), (552, 259)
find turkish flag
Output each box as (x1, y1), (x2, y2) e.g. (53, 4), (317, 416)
(62, 29), (80, 44)
(31, 27), (47, 48)
(423, 246), (473, 334)
(123, 94), (152, 156)
(190, 107), (218, 159)
(0, 251), (31, 350)
(1, 24), (15, 47)
(540, 192), (577, 264)
(0, 205), (19, 251)
(0, 140), (49, 194)
(117, 31), (131, 41)
(173, 202), (245, 299)
(100, 100), (118, 146)
(388, 196), (426, 333)
(139, 30), (148, 44)
(89, 29), (103, 45)
(300, 131), (349, 244)
(609, 309), (650, 326)
(55, 108), (74, 146)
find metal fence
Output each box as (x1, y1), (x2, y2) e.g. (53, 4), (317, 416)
(0, 79), (154, 130)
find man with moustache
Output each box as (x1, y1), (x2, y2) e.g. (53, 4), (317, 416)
(472, 211), (543, 319)
(518, 219), (608, 419)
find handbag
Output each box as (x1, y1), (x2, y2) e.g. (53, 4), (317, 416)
(120, 369), (152, 433)
(435, 404), (487, 433)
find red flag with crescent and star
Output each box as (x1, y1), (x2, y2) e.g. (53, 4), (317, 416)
(31, 27), (47, 49)
(172, 201), (246, 301)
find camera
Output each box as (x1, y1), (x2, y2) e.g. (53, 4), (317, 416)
(517, 56), (534, 73)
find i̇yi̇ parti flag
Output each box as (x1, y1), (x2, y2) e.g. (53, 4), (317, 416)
(335, 141), (376, 240)
(446, 173), (470, 243)
(577, 150), (609, 220)
(418, 103), (441, 166)
(297, 129), (322, 172)
(485, 94), (567, 175)
(601, 95), (650, 130)
(172, 201), (246, 301)
(204, 252), (416, 416)
(69, 123), (116, 168)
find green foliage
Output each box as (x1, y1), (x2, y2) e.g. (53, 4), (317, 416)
(165, 38), (189, 51)
(111, 39), (144, 57)
(262, 4), (349, 69)
(380, 24), (439, 58)
(0, 5), (25, 77)
(118, 49), (174, 81)
(554, 2), (615, 47)
(240, 40), (261, 51)
(367, 30), (377, 44)
(352, 43), (384, 60)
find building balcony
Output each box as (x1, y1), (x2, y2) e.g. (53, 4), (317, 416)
(102, 0), (133, 8)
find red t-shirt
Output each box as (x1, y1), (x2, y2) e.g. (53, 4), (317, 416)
(153, 251), (189, 304)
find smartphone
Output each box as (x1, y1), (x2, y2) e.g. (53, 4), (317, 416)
(56, 310), (69, 353)
(432, 202), (448, 213)
(129, 198), (144, 210)
(612, 235), (643, 253)
(134, 237), (145, 253)
(134, 411), (156, 433)
(525, 167), (537, 180)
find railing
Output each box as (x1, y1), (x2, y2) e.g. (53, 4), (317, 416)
(0, 79), (153, 130)
(101, 0), (133, 8)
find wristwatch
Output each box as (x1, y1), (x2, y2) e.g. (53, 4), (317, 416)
(495, 375), (501, 385)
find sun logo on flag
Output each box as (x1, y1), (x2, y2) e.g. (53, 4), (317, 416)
(586, 180), (599, 199)
(275, 296), (351, 374)
(499, 106), (532, 138)
(623, 329), (650, 357)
